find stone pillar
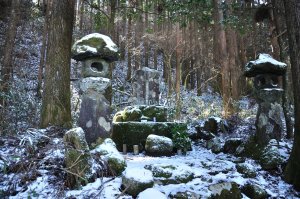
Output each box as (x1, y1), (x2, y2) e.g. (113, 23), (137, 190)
(244, 54), (286, 146)
(132, 67), (161, 105)
(78, 77), (112, 144)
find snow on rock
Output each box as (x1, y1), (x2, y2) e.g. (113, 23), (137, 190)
(91, 138), (126, 176)
(208, 182), (242, 198)
(136, 188), (167, 199)
(145, 134), (173, 156)
(244, 53), (287, 77)
(72, 33), (119, 61)
(144, 163), (194, 185)
(122, 168), (154, 197)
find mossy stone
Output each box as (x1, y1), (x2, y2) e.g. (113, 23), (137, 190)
(122, 106), (142, 121)
(242, 183), (268, 199)
(236, 163), (257, 178)
(209, 182), (242, 199)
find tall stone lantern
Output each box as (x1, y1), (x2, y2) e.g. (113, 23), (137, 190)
(244, 54), (287, 146)
(72, 33), (119, 145)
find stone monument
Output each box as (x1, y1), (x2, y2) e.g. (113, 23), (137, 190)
(72, 33), (119, 145)
(132, 67), (161, 105)
(244, 53), (286, 146)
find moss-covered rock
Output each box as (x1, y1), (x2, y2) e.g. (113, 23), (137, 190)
(144, 163), (194, 185)
(113, 111), (123, 123)
(145, 134), (173, 156)
(208, 182), (242, 199)
(236, 163), (257, 178)
(111, 122), (186, 152)
(168, 191), (198, 199)
(91, 138), (126, 176)
(241, 183), (269, 199)
(63, 127), (93, 189)
(139, 105), (167, 122)
(122, 106), (142, 121)
(259, 139), (284, 170)
(122, 168), (154, 197)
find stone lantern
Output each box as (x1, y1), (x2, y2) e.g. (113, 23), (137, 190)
(72, 33), (119, 145)
(244, 53), (287, 146)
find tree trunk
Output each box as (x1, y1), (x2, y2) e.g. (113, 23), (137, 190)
(175, 25), (181, 120)
(283, 0), (300, 192)
(37, 0), (49, 98)
(213, 0), (232, 117)
(0, 0), (20, 105)
(126, 11), (132, 81)
(40, 0), (74, 128)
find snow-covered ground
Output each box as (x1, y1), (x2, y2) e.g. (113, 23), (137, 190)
(1, 132), (299, 198)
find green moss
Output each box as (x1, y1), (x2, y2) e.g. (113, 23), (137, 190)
(111, 122), (186, 152)
(107, 157), (126, 176)
(65, 149), (90, 188)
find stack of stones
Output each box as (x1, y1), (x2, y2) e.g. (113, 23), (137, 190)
(72, 33), (119, 145)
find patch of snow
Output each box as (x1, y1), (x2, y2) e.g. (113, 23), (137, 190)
(137, 188), (167, 199)
(123, 168), (154, 183)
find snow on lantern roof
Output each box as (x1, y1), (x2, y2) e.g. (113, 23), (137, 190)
(244, 53), (287, 77)
(71, 33), (119, 62)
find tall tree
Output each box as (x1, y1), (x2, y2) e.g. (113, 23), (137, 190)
(283, 0), (300, 191)
(0, 0), (20, 105)
(40, 0), (75, 128)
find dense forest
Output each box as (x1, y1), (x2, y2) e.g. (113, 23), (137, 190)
(0, 0), (300, 198)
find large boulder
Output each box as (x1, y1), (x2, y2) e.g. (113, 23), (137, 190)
(63, 127), (93, 188)
(122, 168), (154, 197)
(122, 106), (142, 122)
(71, 33), (119, 62)
(137, 188), (167, 199)
(208, 182), (242, 199)
(91, 138), (126, 176)
(145, 134), (173, 156)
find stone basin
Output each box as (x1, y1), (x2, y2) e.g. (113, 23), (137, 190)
(111, 122), (186, 152)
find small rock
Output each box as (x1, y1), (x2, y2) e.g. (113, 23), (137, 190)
(208, 182), (242, 199)
(204, 117), (229, 134)
(144, 163), (194, 185)
(236, 163), (257, 178)
(145, 134), (173, 156)
(242, 183), (269, 199)
(223, 138), (243, 154)
(207, 138), (224, 153)
(122, 168), (154, 197)
(63, 127), (93, 188)
(169, 190), (198, 199)
(91, 138), (126, 176)
(259, 139), (284, 170)
(122, 106), (142, 121)
(137, 188), (167, 199)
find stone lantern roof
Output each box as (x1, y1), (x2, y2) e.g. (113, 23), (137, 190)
(244, 53), (287, 77)
(71, 33), (119, 62)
